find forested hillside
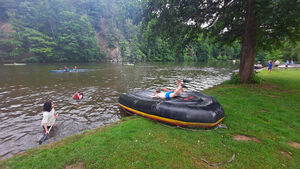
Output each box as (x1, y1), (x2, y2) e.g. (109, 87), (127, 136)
(0, 0), (298, 63)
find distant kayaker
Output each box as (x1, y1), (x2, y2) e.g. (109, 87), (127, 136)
(151, 80), (185, 100)
(73, 91), (83, 100)
(41, 101), (58, 135)
(64, 66), (69, 72)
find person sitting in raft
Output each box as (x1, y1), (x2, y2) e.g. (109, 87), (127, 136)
(64, 66), (69, 72)
(74, 66), (78, 71)
(151, 80), (185, 100)
(41, 100), (58, 135)
(73, 91), (83, 100)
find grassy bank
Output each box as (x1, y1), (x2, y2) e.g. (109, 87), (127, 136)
(1, 69), (299, 169)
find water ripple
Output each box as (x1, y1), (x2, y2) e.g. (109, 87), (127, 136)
(0, 63), (234, 159)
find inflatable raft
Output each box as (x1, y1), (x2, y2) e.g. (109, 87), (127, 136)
(49, 69), (90, 73)
(119, 90), (225, 128)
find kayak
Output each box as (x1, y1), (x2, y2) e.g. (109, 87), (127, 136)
(119, 90), (225, 128)
(49, 69), (90, 73)
(4, 63), (26, 66)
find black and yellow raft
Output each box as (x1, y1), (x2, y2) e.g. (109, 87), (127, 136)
(119, 90), (224, 128)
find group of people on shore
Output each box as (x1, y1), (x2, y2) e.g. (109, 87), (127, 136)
(267, 59), (295, 73)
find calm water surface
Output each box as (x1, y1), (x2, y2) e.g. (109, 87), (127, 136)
(0, 62), (235, 159)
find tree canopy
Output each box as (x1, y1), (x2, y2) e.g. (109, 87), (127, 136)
(0, 0), (299, 70)
(142, 0), (300, 82)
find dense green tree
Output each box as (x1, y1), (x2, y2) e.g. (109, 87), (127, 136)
(290, 42), (300, 61)
(0, 36), (22, 61)
(142, 0), (300, 83)
(1, 0), (289, 64)
(21, 28), (56, 62)
(5, 0), (104, 62)
(185, 37), (241, 62)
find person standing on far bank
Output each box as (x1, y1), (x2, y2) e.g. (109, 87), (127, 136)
(285, 60), (289, 69)
(268, 60), (273, 73)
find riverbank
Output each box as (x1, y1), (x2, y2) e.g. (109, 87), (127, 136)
(1, 69), (299, 168)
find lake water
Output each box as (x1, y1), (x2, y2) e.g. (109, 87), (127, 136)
(0, 62), (236, 159)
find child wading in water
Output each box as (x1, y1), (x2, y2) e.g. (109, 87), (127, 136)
(41, 100), (58, 134)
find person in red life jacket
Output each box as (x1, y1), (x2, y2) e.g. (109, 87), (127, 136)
(73, 91), (83, 100)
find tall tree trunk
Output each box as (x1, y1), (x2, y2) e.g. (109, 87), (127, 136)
(239, 0), (257, 83)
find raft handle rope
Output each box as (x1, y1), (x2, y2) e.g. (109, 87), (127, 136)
(200, 130), (235, 167)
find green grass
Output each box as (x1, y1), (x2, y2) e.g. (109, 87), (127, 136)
(1, 69), (299, 169)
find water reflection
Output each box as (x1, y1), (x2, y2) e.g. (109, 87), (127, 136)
(0, 62), (235, 159)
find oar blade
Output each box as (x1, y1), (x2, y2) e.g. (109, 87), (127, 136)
(181, 84), (188, 88)
(182, 79), (191, 83)
(39, 134), (49, 144)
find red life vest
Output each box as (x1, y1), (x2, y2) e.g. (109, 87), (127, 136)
(74, 94), (79, 100)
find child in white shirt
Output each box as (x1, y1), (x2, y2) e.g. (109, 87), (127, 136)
(41, 100), (58, 134)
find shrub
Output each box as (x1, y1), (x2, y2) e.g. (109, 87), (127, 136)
(228, 72), (263, 84)
(24, 56), (40, 63)
(248, 72), (263, 84)
(228, 72), (240, 84)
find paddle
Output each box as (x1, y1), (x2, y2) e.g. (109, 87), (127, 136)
(39, 125), (53, 144)
(182, 79), (191, 83)
(39, 114), (58, 144)
(181, 79), (191, 88)
(162, 79), (191, 91)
